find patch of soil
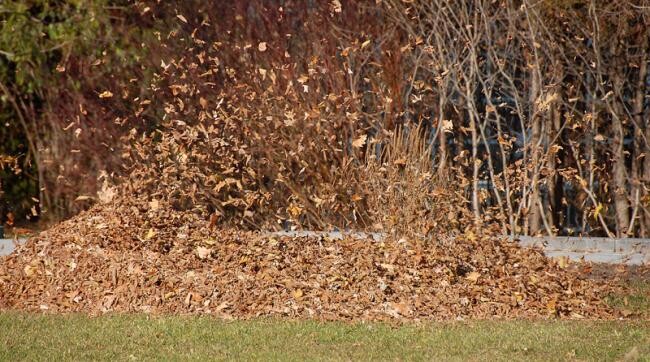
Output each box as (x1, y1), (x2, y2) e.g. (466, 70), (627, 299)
(574, 263), (650, 284)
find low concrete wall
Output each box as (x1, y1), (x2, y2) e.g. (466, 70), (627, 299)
(272, 231), (650, 265)
(512, 236), (650, 264)
(3, 233), (649, 265)
(513, 235), (650, 254)
(0, 239), (24, 257)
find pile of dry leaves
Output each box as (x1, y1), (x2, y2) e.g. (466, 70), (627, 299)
(0, 191), (623, 320)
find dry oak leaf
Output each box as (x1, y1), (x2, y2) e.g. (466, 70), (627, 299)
(97, 181), (117, 204)
(465, 271), (480, 282)
(352, 134), (367, 148)
(388, 302), (411, 317)
(331, 0), (342, 13)
(149, 199), (160, 211)
(98, 91), (113, 99)
(199, 97), (208, 109)
(23, 264), (37, 277)
(393, 158), (407, 167)
(196, 246), (212, 260)
(145, 228), (156, 240)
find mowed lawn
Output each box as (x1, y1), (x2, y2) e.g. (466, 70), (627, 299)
(0, 313), (648, 361)
(1, 281), (648, 360)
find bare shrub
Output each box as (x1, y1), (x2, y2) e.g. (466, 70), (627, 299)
(384, 0), (650, 237)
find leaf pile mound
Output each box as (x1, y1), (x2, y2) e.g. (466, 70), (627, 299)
(0, 194), (621, 321)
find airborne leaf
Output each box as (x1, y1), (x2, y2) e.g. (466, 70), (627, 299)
(352, 134), (367, 148)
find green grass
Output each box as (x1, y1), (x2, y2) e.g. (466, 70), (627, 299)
(0, 313), (649, 361)
(1, 281), (648, 360)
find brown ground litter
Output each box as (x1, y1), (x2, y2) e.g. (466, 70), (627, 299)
(0, 194), (626, 321)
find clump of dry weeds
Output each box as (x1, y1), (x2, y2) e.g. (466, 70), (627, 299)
(362, 125), (467, 240)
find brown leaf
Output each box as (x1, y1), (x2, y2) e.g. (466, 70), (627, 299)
(196, 246), (212, 260)
(292, 289), (304, 299)
(465, 271), (480, 282)
(352, 134), (367, 148)
(98, 91), (113, 99)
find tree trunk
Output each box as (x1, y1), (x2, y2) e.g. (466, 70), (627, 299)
(611, 108), (630, 236)
(528, 117), (542, 235)
(469, 108), (481, 226)
(610, 57), (630, 236)
(635, 29), (649, 237)
(527, 56), (543, 235)
(437, 94), (449, 178)
(546, 89), (562, 234)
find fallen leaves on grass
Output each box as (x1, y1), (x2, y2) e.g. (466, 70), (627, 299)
(0, 194), (624, 321)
